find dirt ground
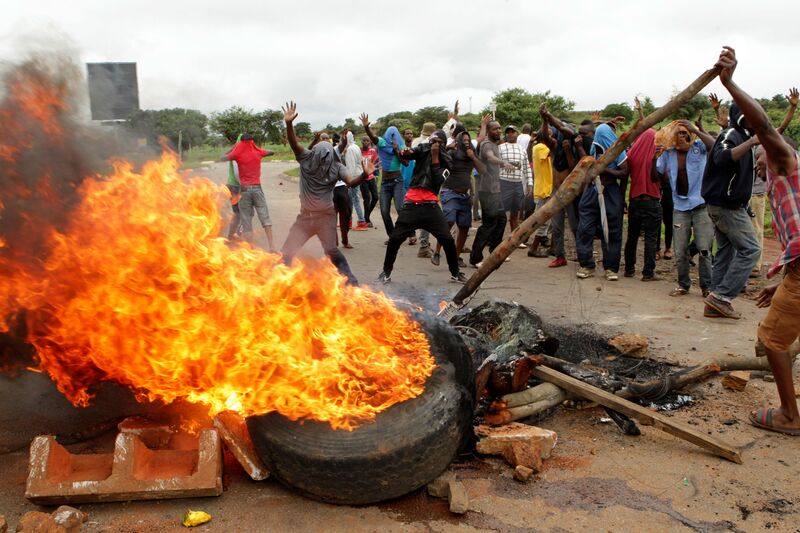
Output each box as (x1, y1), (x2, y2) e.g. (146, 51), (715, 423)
(1, 160), (798, 533)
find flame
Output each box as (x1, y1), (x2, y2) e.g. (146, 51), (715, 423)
(0, 61), (435, 430)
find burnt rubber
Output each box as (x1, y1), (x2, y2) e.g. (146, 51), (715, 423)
(247, 312), (474, 505)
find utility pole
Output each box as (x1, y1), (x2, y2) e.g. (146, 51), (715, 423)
(469, 96), (472, 114)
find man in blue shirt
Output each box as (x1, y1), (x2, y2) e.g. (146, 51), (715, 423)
(360, 114), (406, 241)
(657, 120), (716, 299)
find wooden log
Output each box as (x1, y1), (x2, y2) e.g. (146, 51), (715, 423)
(502, 383), (566, 408)
(484, 395), (567, 426)
(451, 66), (721, 306)
(531, 366), (743, 464)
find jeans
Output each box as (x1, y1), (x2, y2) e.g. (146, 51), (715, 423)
(281, 209), (358, 286)
(380, 174), (406, 237)
(551, 199), (578, 258)
(360, 179), (379, 224)
(750, 193), (766, 268)
(384, 204), (459, 277)
(470, 191), (506, 265)
(349, 186), (365, 223)
(624, 197), (662, 277)
(707, 205), (761, 301)
(673, 205), (714, 291)
(533, 197), (552, 237)
(333, 185), (352, 244)
(419, 230), (430, 249)
(238, 185), (272, 233)
(576, 182), (624, 272)
(658, 183), (674, 251)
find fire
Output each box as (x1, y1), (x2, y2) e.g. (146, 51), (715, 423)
(0, 60), (435, 430)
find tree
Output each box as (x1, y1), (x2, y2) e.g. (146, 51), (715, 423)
(210, 106), (262, 143)
(257, 109), (285, 144)
(602, 103), (634, 123)
(670, 93), (711, 120)
(483, 88), (575, 130)
(294, 122), (312, 137)
(411, 106), (449, 130)
(127, 108), (208, 150)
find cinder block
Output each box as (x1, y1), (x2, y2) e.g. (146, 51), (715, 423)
(213, 411), (269, 481)
(25, 428), (222, 504)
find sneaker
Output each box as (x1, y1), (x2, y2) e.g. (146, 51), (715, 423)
(605, 270), (619, 281)
(576, 267), (595, 279)
(504, 257), (511, 263)
(450, 272), (468, 283)
(518, 243), (528, 249)
(471, 261), (483, 269)
(703, 293), (741, 319)
(548, 257), (567, 268)
(353, 222), (369, 231)
(703, 304), (724, 318)
(458, 257), (467, 269)
(417, 247), (432, 258)
(641, 274), (660, 282)
(366, 221), (374, 228)
(624, 270), (635, 278)
(527, 248), (548, 258)
(431, 252), (441, 266)
(377, 271), (391, 284)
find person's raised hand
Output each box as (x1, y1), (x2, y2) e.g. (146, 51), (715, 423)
(709, 92), (721, 110)
(431, 140), (440, 156)
(312, 131), (322, 143)
(575, 134), (583, 145)
(789, 87), (799, 107)
(562, 139), (571, 151)
(654, 144), (666, 159)
(591, 110), (602, 123)
(481, 113), (492, 126)
(677, 119), (697, 132)
(756, 284), (778, 308)
(695, 111), (704, 129)
(359, 113), (370, 127)
(362, 158), (376, 177)
(282, 101), (298, 123)
(539, 102), (550, 119)
(612, 115), (627, 125)
(716, 46), (737, 84)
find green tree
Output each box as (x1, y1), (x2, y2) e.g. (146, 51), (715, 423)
(294, 122), (312, 137)
(127, 108), (208, 150)
(210, 106), (262, 143)
(670, 93), (711, 120)
(257, 109), (286, 144)
(411, 106), (449, 130)
(483, 88), (575, 130)
(602, 103), (634, 123)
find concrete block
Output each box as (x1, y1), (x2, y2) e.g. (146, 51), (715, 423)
(475, 423), (557, 472)
(25, 428), (222, 504)
(51, 506), (87, 533)
(447, 480), (469, 514)
(117, 416), (173, 449)
(213, 411), (268, 481)
(426, 471), (455, 499)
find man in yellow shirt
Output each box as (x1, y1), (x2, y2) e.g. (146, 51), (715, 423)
(528, 123), (557, 258)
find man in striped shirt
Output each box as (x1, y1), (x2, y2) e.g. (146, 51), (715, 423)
(715, 46), (800, 436)
(499, 125), (533, 233)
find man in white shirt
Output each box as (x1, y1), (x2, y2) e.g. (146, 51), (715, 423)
(516, 123), (533, 155)
(499, 125), (533, 234)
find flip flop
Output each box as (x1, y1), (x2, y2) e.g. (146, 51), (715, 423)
(670, 287), (688, 297)
(749, 407), (800, 436)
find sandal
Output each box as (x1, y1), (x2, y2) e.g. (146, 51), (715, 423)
(670, 287), (688, 297)
(655, 250), (662, 260)
(749, 407), (800, 436)
(663, 249), (673, 260)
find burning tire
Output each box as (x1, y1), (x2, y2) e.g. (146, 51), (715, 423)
(247, 313), (474, 505)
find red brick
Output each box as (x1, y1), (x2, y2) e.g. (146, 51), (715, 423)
(213, 411), (269, 481)
(475, 423), (557, 472)
(25, 428), (222, 504)
(117, 416), (173, 448)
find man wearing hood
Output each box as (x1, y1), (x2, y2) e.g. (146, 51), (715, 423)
(575, 123), (629, 280)
(281, 102), (374, 285)
(377, 130), (467, 284)
(342, 131), (368, 231)
(360, 114), (406, 240)
(220, 133), (276, 251)
(701, 99), (762, 318)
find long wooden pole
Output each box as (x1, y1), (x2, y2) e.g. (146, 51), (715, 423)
(450, 67), (721, 306)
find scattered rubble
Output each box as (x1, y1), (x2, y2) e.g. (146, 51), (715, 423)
(447, 480), (469, 515)
(426, 472), (455, 498)
(14, 511), (65, 533)
(609, 333), (649, 357)
(722, 371), (751, 391)
(475, 423), (557, 472)
(51, 506), (87, 533)
(213, 411), (269, 481)
(513, 465), (534, 482)
(0, 515), (6, 533)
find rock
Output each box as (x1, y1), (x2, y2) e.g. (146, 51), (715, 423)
(475, 423), (557, 472)
(14, 512), (66, 533)
(513, 465), (534, 482)
(722, 371), (750, 391)
(447, 480), (469, 514)
(609, 333), (649, 357)
(51, 506), (87, 533)
(426, 471), (455, 499)
(0, 515), (7, 533)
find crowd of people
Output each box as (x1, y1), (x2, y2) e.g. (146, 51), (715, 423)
(221, 47), (800, 435)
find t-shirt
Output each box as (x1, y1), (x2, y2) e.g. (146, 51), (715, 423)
(656, 140), (707, 212)
(361, 147), (379, 181)
(517, 133), (532, 154)
(532, 143), (554, 199)
(296, 147), (349, 212)
(226, 141), (267, 186)
(478, 140), (501, 194)
(376, 137), (404, 172)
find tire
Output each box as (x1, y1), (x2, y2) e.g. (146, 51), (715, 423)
(247, 312), (474, 505)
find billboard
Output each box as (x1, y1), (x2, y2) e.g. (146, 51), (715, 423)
(86, 62), (140, 121)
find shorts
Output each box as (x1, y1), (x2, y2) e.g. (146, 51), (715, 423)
(758, 260), (800, 352)
(440, 188), (472, 229)
(238, 186), (272, 232)
(500, 179), (524, 213)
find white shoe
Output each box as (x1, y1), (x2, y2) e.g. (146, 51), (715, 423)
(518, 243), (528, 249)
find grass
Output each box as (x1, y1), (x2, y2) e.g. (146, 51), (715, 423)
(180, 143), (296, 168)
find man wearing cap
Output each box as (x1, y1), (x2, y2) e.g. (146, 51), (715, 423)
(499, 124), (533, 234)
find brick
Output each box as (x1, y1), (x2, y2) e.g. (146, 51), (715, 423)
(213, 411), (269, 481)
(722, 371), (750, 391)
(14, 512), (65, 533)
(475, 423), (557, 472)
(25, 428), (222, 504)
(117, 416), (173, 449)
(447, 480), (469, 515)
(51, 506), (87, 533)
(513, 465), (534, 482)
(609, 333), (649, 357)
(426, 471), (455, 499)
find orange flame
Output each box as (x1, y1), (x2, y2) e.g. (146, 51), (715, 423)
(0, 62), (435, 430)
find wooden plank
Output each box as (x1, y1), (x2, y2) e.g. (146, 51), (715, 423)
(531, 366), (743, 464)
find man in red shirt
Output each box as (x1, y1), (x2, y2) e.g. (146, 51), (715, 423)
(360, 136), (380, 227)
(220, 133), (276, 251)
(377, 130), (466, 284)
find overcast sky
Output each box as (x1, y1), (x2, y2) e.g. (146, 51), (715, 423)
(2, 0), (798, 128)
